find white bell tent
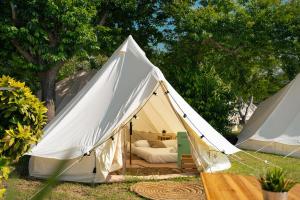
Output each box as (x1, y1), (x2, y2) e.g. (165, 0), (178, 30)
(237, 74), (300, 158)
(27, 36), (239, 183)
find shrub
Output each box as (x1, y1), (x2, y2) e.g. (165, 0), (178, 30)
(259, 168), (295, 192)
(0, 75), (47, 196)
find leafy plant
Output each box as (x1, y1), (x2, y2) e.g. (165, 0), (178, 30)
(259, 168), (295, 192)
(0, 75), (47, 197)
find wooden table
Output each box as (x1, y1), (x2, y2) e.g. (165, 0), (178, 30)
(157, 135), (173, 140)
(201, 173), (300, 200)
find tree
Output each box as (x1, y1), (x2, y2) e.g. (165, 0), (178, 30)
(161, 52), (235, 134)
(93, 0), (168, 56)
(0, 0), (171, 120)
(0, 0), (97, 120)
(163, 0), (300, 103)
(58, 0), (171, 81)
(0, 75), (47, 197)
(154, 0), (300, 134)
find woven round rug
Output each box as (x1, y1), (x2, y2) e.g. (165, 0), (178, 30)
(130, 181), (204, 200)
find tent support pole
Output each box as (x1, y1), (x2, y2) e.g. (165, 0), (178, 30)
(130, 121), (132, 165)
(122, 128), (127, 175)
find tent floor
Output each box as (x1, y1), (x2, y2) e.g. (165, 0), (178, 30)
(110, 153), (198, 177)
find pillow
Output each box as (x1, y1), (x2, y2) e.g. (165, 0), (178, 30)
(134, 140), (150, 147)
(162, 140), (177, 149)
(148, 140), (166, 148)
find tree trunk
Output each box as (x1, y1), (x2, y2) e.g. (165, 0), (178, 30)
(238, 96), (253, 125)
(38, 62), (63, 122)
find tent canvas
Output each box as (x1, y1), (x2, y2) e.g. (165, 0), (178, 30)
(27, 36), (239, 183)
(237, 74), (300, 158)
(55, 70), (96, 113)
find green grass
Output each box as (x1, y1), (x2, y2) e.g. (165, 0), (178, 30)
(5, 151), (300, 199)
(6, 176), (199, 200)
(225, 151), (300, 183)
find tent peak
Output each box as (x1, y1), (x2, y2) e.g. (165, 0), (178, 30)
(119, 35), (145, 56)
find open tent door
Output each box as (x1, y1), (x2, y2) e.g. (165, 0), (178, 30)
(126, 83), (233, 172)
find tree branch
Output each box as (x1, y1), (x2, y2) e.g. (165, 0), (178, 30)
(10, 2), (37, 64)
(38, 60), (65, 79)
(244, 96), (253, 121)
(48, 32), (59, 47)
(202, 38), (241, 56)
(11, 40), (38, 64)
(98, 11), (109, 26)
(238, 97), (244, 119)
(10, 1), (17, 23)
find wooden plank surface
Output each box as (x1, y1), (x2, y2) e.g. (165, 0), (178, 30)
(289, 184), (300, 200)
(201, 173), (300, 200)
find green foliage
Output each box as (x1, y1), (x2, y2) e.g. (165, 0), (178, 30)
(0, 0), (170, 73)
(0, 0), (99, 118)
(0, 75), (47, 161)
(0, 0), (98, 71)
(259, 168), (295, 192)
(93, 1), (169, 54)
(161, 61), (234, 135)
(0, 157), (10, 198)
(0, 75), (47, 197)
(0, 0), (170, 118)
(57, 54), (108, 80)
(163, 0), (300, 102)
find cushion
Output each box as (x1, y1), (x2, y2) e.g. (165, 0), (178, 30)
(148, 140), (166, 148)
(162, 140), (177, 149)
(134, 140), (150, 147)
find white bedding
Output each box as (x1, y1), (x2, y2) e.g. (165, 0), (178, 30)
(132, 146), (177, 163)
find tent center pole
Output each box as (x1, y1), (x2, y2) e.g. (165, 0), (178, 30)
(130, 121), (132, 165)
(122, 128), (127, 175)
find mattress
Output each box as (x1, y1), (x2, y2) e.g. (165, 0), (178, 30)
(132, 146), (177, 163)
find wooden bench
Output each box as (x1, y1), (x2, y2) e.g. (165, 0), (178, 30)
(201, 173), (300, 200)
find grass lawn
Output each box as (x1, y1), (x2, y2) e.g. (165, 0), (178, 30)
(6, 151), (300, 200)
(226, 151), (300, 183)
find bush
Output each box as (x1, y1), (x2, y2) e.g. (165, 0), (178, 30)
(0, 75), (47, 196)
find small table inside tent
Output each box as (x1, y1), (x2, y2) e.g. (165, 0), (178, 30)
(157, 135), (173, 140)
